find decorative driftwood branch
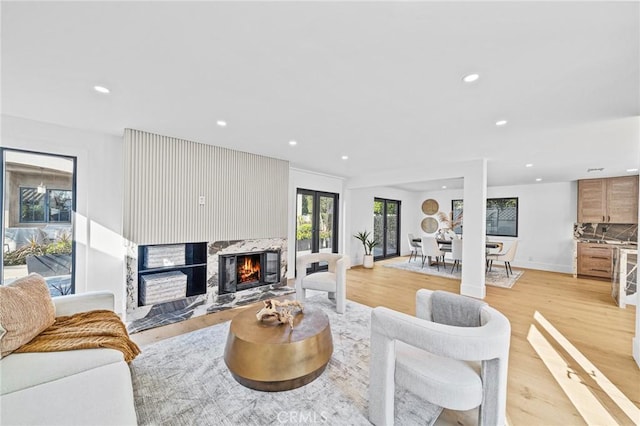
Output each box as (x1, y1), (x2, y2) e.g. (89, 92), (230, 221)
(256, 299), (304, 329)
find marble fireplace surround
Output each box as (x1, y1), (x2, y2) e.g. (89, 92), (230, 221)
(125, 238), (293, 333)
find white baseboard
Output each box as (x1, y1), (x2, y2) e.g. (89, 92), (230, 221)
(510, 260), (573, 274)
(401, 251), (574, 275)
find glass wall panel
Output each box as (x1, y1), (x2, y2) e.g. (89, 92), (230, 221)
(2, 149), (76, 296)
(296, 189), (339, 273)
(374, 198), (401, 259)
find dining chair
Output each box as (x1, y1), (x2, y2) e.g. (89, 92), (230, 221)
(487, 241), (518, 277)
(407, 234), (420, 262)
(450, 238), (463, 273)
(420, 236), (444, 270)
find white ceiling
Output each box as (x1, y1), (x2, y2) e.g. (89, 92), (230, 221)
(2, 1), (639, 190)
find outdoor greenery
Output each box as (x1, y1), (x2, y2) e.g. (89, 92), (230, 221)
(3, 233), (72, 266)
(296, 223), (331, 241)
(451, 197), (518, 237)
(296, 194), (335, 251)
(373, 199), (399, 256)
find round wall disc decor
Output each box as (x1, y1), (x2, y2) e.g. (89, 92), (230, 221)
(421, 199), (439, 215)
(421, 217), (438, 233)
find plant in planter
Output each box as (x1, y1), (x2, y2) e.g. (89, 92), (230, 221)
(3, 235), (45, 266)
(353, 230), (379, 268)
(4, 233), (73, 276)
(437, 210), (463, 239)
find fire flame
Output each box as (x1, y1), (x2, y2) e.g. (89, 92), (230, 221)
(238, 256), (260, 283)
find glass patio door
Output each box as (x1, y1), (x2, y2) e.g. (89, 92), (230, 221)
(373, 198), (400, 260)
(296, 189), (339, 273)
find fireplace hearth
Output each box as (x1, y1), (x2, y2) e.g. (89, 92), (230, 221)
(218, 250), (281, 295)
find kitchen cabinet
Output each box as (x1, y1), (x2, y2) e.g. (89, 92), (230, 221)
(577, 175), (638, 223)
(577, 242), (613, 279)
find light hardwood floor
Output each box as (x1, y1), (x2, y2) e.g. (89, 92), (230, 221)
(132, 258), (639, 425)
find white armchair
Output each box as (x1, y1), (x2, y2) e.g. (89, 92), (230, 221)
(369, 289), (511, 426)
(295, 252), (347, 314)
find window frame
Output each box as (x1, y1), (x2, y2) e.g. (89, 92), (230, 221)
(47, 189), (73, 223)
(19, 187), (46, 223)
(19, 187), (73, 224)
(451, 197), (519, 238)
(373, 197), (401, 260)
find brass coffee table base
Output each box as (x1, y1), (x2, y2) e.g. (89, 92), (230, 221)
(230, 364), (328, 392)
(224, 306), (333, 392)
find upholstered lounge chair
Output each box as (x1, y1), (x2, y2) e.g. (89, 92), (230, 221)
(369, 289), (511, 425)
(295, 252), (347, 314)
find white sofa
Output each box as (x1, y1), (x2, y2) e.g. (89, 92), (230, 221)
(0, 291), (137, 425)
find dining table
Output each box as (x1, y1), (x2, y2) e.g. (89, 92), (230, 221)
(412, 238), (503, 268)
(412, 238), (503, 252)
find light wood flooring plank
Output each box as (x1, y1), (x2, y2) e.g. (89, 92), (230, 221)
(132, 257), (639, 425)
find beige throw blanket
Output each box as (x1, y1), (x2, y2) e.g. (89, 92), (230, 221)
(15, 310), (141, 363)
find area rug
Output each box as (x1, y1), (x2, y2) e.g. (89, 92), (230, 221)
(130, 293), (442, 425)
(384, 259), (523, 289)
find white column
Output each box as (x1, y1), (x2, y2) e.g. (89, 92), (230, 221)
(460, 159), (488, 299)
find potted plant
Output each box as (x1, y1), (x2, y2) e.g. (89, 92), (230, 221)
(353, 230), (378, 268)
(437, 210), (463, 240)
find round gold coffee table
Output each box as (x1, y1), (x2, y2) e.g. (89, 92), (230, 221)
(223, 306), (333, 392)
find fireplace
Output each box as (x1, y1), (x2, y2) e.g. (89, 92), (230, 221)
(218, 250), (281, 295)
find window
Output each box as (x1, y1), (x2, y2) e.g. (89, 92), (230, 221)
(3, 149), (77, 297)
(451, 197), (518, 237)
(48, 190), (72, 222)
(20, 188), (72, 223)
(452, 199), (463, 234)
(20, 188), (45, 222)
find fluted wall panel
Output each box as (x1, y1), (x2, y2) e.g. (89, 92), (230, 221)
(123, 129), (288, 245)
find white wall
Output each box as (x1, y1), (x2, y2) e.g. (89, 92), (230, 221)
(415, 181), (577, 273)
(1, 115), (126, 312)
(346, 186), (419, 267)
(287, 168), (345, 278)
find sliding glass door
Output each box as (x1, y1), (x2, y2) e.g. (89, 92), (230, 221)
(373, 198), (400, 260)
(1, 149), (77, 295)
(296, 189), (339, 272)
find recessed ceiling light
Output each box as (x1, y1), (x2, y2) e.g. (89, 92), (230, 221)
(441, 186), (447, 189)
(289, 140), (297, 146)
(341, 155), (349, 160)
(535, 178), (542, 182)
(216, 120), (227, 127)
(93, 85), (110, 94)
(627, 168), (638, 172)
(462, 73), (479, 83)
(525, 163), (533, 168)
(495, 120), (508, 126)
